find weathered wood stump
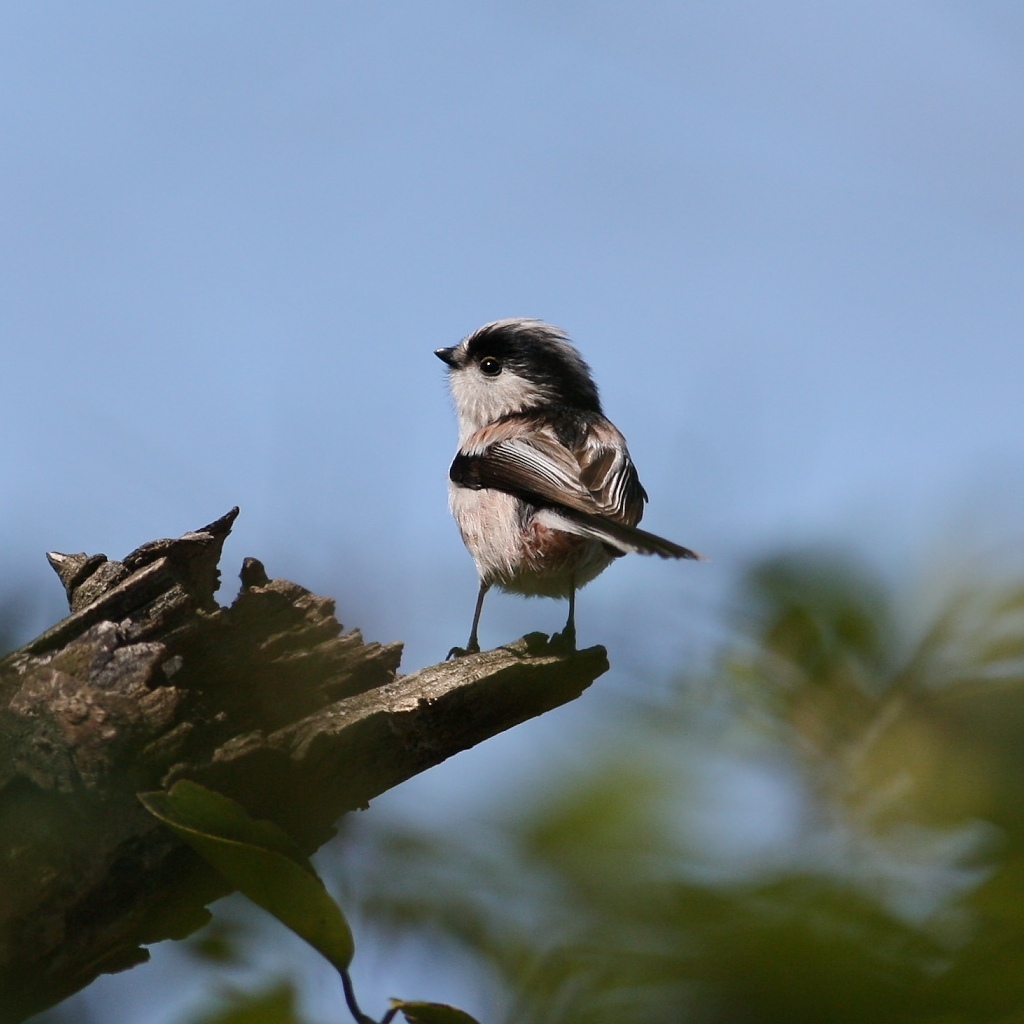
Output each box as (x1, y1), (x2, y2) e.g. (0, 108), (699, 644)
(0, 510), (608, 1022)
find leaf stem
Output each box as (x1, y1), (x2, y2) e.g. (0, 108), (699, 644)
(339, 967), (375, 1024)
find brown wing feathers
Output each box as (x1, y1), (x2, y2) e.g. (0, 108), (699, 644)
(450, 412), (701, 561)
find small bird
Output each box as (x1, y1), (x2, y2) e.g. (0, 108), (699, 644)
(436, 318), (701, 657)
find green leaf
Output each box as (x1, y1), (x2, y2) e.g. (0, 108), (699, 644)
(139, 781), (354, 972)
(140, 779), (312, 869)
(390, 1001), (482, 1024)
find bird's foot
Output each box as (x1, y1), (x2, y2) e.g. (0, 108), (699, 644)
(446, 641), (481, 660)
(549, 624), (577, 653)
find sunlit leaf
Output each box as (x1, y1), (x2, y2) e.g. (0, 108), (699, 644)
(390, 1000), (482, 1024)
(139, 781), (354, 972)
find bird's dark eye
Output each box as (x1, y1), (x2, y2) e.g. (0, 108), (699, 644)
(479, 356), (502, 377)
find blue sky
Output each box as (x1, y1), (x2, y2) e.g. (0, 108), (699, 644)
(3, 3), (1023, 1020)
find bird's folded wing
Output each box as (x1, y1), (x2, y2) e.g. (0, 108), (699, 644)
(450, 436), (701, 560)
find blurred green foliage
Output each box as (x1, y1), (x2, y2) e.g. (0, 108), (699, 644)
(337, 550), (1024, 1023)
(193, 983), (302, 1024)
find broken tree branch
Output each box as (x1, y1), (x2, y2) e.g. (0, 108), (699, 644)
(0, 510), (608, 1023)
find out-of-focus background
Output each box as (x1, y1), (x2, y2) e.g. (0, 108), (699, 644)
(4, 3), (1023, 1023)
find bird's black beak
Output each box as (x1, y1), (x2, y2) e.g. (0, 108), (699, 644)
(434, 347), (458, 368)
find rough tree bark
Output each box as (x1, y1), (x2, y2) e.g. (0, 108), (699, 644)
(0, 510), (608, 1023)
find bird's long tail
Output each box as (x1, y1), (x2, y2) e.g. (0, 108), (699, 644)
(541, 508), (703, 560)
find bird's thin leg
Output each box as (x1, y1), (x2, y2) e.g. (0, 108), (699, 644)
(553, 583), (577, 651)
(467, 582), (488, 652)
(448, 582), (489, 659)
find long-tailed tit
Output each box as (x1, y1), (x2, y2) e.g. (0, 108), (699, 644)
(436, 318), (701, 656)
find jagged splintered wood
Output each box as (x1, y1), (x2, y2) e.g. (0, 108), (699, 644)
(0, 509), (608, 1023)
